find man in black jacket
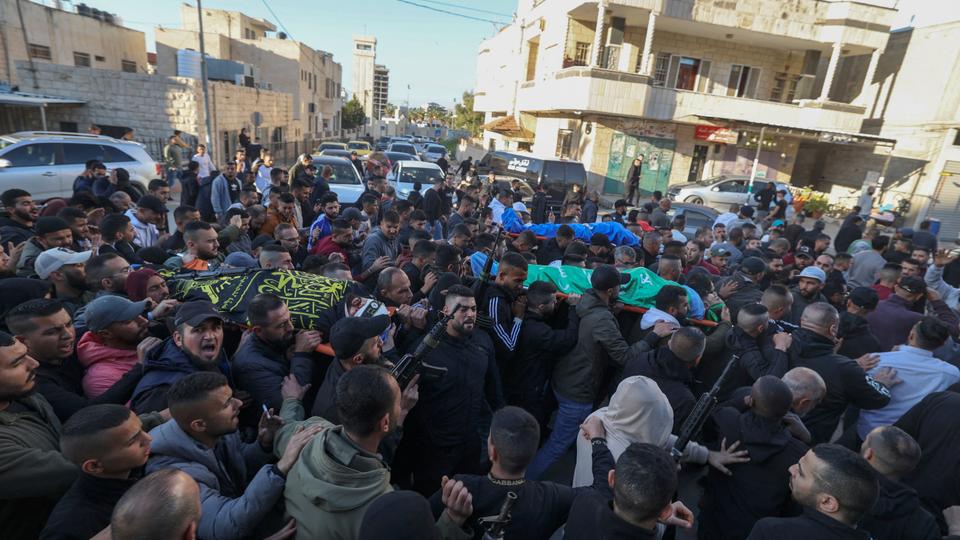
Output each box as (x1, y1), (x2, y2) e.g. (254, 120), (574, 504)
(429, 407), (613, 540)
(536, 225), (574, 265)
(700, 376), (808, 540)
(858, 426), (940, 540)
(482, 252), (528, 367)
(41, 404), (151, 540)
(0, 188), (38, 246)
(748, 444), (879, 540)
(722, 256), (767, 323)
(625, 157), (643, 206)
(232, 294), (321, 413)
(404, 285), (504, 495)
(837, 287), (882, 360)
(422, 176), (445, 240)
(787, 302), (894, 444)
(565, 441), (693, 539)
(620, 326), (706, 432)
(511, 281), (579, 432)
(787, 266), (828, 325)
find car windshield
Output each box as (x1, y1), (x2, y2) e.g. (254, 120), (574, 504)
(348, 142), (368, 150)
(323, 162), (361, 185)
(399, 167), (443, 184)
(427, 146), (446, 154)
(392, 144), (416, 154)
(0, 137), (16, 151)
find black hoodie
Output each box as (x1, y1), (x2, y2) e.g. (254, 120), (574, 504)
(0, 215), (34, 246)
(837, 311), (881, 360)
(695, 324), (790, 399)
(699, 408), (808, 540)
(788, 328), (891, 444)
(859, 473), (939, 540)
(621, 346), (696, 432)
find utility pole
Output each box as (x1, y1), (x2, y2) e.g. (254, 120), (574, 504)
(196, 0), (214, 160)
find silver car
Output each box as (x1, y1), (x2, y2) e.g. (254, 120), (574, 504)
(667, 175), (793, 210)
(310, 155), (365, 205)
(386, 160), (445, 199)
(0, 131), (159, 199)
(421, 144), (447, 163)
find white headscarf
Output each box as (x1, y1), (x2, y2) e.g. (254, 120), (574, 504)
(572, 376), (673, 487)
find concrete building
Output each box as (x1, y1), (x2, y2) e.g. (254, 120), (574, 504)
(352, 35), (378, 119)
(373, 64), (390, 120)
(155, 4), (343, 145)
(474, 0), (898, 200)
(0, 0), (147, 86)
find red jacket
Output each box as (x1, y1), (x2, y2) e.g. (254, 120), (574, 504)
(312, 235), (349, 260)
(76, 332), (139, 398)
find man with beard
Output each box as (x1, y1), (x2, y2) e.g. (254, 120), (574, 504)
(0, 188), (39, 246)
(307, 192), (341, 249)
(131, 300), (230, 414)
(748, 445), (879, 540)
(0, 330), (78, 540)
(274, 222), (307, 268)
(35, 247), (92, 314)
(787, 267), (828, 325)
(147, 371), (319, 540)
(311, 314), (390, 422)
(57, 207), (93, 253)
(16, 217), (74, 277)
(361, 210), (401, 286)
(211, 160), (241, 223)
(97, 214), (141, 265)
(164, 221), (221, 271)
(77, 296), (161, 399)
(233, 294), (322, 413)
(404, 285), (504, 495)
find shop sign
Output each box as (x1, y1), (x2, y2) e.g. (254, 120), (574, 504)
(695, 125), (739, 144)
(819, 132), (860, 144)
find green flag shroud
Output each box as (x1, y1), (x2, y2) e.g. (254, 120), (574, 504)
(524, 265), (685, 310)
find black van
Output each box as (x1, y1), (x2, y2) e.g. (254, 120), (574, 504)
(475, 151), (587, 206)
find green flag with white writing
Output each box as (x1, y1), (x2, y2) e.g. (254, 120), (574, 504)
(524, 265), (680, 309)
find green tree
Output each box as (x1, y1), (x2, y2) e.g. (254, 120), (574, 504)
(342, 96), (366, 130)
(453, 91), (484, 136)
(384, 102), (397, 117)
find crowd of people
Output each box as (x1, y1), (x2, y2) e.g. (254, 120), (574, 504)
(2, 139), (960, 540)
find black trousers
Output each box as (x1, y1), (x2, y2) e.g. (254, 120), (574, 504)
(626, 181), (640, 205)
(411, 437), (482, 496)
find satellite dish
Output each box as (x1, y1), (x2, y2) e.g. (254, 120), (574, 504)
(251, 112), (263, 127)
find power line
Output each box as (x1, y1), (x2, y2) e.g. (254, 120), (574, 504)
(260, 0), (293, 39)
(396, 0), (508, 25)
(414, 0), (513, 18)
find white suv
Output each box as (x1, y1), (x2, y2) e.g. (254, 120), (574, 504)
(0, 132), (160, 199)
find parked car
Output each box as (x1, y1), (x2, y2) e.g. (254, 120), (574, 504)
(666, 202), (720, 238)
(386, 160), (445, 199)
(388, 142), (419, 158)
(667, 175), (793, 210)
(384, 151), (419, 165)
(347, 140), (372, 156)
(475, 150), (587, 209)
(0, 131), (159, 199)
(310, 155), (365, 204)
(319, 149), (354, 159)
(316, 142), (348, 153)
(375, 137), (391, 151)
(421, 144), (447, 163)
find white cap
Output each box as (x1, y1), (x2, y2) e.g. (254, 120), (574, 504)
(35, 248), (92, 279)
(512, 202), (528, 213)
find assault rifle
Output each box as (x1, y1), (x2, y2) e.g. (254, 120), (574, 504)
(473, 230), (504, 330)
(390, 306), (457, 390)
(672, 355), (740, 462)
(479, 491), (517, 540)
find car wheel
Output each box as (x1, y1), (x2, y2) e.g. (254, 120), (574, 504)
(685, 196), (704, 205)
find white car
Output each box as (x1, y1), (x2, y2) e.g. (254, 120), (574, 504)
(0, 131), (160, 199)
(421, 144), (447, 163)
(667, 175), (793, 210)
(387, 160), (445, 199)
(310, 155), (365, 204)
(387, 142), (419, 158)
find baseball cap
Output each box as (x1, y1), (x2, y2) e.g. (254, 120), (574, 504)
(35, 217), (71, 236)
(740, 256), (767, 275)
(85, 296), (148, 332)
(174, 300), (226, 328)
(771, 219), (785, 228)
(330, 314), (390, 359)
(898, 276), (927, 295)
(848, 287), (879, 310)
(899, 227), (914, 239)
(137, 195), (166, 215)
(709, 246), (731, 258)
(590, 264), (630, 290)
(34, 247), (92, 279)
(798, 266), (827, 283)
(512, 202), (528, 214)
(795, 245), (814, 259)
(590, 233), (612, 249)
(342, 207), (366, 221)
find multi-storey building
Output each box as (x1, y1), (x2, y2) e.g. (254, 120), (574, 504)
(352, 36), (378, 120)
(373, 64), (390, 120)
(474, 0), (897, 199)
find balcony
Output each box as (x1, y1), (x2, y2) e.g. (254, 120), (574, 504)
(517, 67), (654, 117)
(517, 67), (867, 133)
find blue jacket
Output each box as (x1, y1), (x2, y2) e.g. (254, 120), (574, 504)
(232, 334), (315, 413)
(147, 420), (285, 540)
(211, 173), (239, 216)
(131, 339), (232, 415)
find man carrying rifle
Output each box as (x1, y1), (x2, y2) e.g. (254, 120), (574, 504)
(402, 285), (505, 495)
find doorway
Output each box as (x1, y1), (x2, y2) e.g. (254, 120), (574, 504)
(688, 144), (708, 183)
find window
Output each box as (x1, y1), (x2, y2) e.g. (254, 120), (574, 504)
(121, 60), (137, 73)
(954, 129), (960, 146)
(556, 129), (573, 159)
(771, 72), (802, 103)
(652, 53), (671, 86)
(356, 44), (372, 51)
(73, 52), (91, 67)
(95, 55), (105, 62)
(542, 161), (565, 183)
(727, 65), (760, 98)
(101, 146), (135, 163)
(28, 44), (51, 60)
(574, 42), (590, 66)
(2, 143), (58, 167)
(716, 180), (748, 193)
(61, 144), (104, 165)
(271, 127), (284, 143)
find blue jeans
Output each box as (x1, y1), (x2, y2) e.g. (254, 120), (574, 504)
(165, 168), (178, 187)
(525, 389), (593, 480)
(429, 220), (443, 240)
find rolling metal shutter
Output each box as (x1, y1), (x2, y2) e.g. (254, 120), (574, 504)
(928, 160), (960, 242)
